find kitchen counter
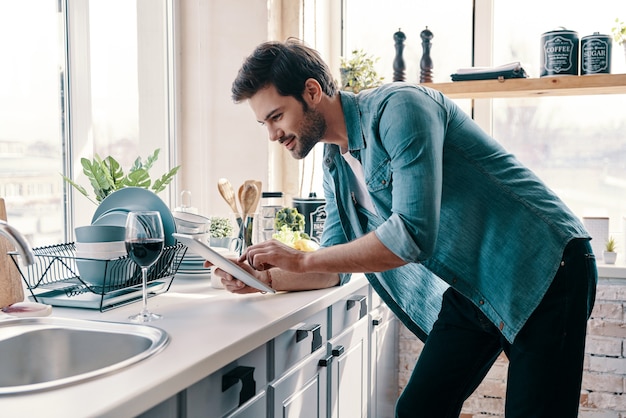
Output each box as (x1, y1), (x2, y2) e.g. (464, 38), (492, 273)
(3, 257), (623, 417)
(2, 273), (369, 418)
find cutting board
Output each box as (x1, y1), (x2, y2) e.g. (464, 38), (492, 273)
(0, 198), (26, 308)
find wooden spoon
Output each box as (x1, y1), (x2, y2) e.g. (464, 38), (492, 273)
(239, 183), (259, 248)
(252, 180), (262, 213)
(240, 182), (259, 220)
(217, 178), (242, 227)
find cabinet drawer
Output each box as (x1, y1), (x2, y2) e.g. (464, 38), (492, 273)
(224, 390), (267, 418)
(269, 350), (329, 418)
(186, 343), (268, 418)
(330, 283), (369, 338)
(273, 309), (328, 378)
(329, 318), (369, 418)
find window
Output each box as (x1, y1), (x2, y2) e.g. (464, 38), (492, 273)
(0, 1), (63, 246)
(338, 1), (626, 241)
(0, 0), (175, 246)
(490, 0), (626, 237)
(298, 0), (474, 198)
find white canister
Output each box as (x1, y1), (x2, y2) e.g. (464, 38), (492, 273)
(583, 216), (609, 260)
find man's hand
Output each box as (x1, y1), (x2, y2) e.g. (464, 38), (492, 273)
(240, 239), (309, 273)
(205, 257), (271, 294)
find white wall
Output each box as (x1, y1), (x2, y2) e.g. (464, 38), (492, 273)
(176, 0), (270, 218)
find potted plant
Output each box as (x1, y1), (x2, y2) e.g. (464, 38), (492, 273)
(209, 216), (235, 248)
(339, 49), (384, 93)
(612, 18), (626, 59)
(603, 236), (618, 264)
(62, 148), (180, 205)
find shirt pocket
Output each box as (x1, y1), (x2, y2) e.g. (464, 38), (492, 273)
(366, 158), (392, 193)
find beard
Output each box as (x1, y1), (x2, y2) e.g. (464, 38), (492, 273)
(291, 104), (327, 159)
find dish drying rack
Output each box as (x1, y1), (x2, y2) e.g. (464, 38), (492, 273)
(9, 242), (187, 311)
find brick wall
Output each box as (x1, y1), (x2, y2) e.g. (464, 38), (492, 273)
(398, 277), (626, 417)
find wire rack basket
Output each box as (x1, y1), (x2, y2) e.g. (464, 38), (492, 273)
(9, 242), (187, 312)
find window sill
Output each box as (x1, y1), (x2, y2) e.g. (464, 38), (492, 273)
(597, 260), (626, 279)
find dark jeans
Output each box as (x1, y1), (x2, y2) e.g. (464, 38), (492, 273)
(396, 239), (597, 418)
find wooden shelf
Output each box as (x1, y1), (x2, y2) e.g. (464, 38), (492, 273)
(421, 73), (626, 99)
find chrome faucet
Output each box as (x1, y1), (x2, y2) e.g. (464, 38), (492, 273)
(0, 220), (35, 266)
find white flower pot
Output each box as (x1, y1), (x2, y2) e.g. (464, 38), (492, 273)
(603, 251), (617, 264)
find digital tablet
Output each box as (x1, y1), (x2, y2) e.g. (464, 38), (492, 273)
(173, 233), (275, 294)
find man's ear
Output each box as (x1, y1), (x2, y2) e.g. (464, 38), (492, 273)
(303, 78), (323, 105)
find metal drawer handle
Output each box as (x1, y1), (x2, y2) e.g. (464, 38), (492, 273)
(296, 323), (322, 353)
(372, 315), (384, 326)
(318, 354), (333, 367)
(346, 295), (367, 319)
(222, 365), (256, 406)
(332, 345), (345, 357)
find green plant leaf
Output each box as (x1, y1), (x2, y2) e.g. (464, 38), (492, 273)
(102, 156), (125, 190)
(60, 174), (99, 205)
(143, 148), (160, 171)
(130, 156), (143, 172)
(209, 216), (233, 238)
(123, 168), (151, 189)
(82, 157), (115, 202)
(339, 49), (383, 93)
(61, 148), (178, 204)
(152, 165), (181, 193)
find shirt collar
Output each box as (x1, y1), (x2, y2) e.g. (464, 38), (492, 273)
(338, 90), (365, 152)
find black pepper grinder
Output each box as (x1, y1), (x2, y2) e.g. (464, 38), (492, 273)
(420, 26), (434, 83)
(393, 28), (406, 82)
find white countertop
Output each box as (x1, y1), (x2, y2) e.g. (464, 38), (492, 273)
(2, 274), (369, 418)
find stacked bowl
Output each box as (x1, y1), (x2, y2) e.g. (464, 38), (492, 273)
(74, 225), (127, 287)
(172, 211), (213, 278)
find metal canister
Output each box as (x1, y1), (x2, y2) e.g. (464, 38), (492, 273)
(292, 193), (326, 244)
(581, 32), (612, 75)
(541, 29), (579, 76)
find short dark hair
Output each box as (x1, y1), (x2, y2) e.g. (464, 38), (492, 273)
(231, 38), (337, 104)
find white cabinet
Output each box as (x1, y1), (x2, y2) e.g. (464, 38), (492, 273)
(328, 318), (368, 418)
(369, 302), (398, 418)
(139, 282), (398, 418)
(224, 391), (267, 418)
(327, 285), (369, 418)
(273, 309), (328, 378)
(269, 307), (329, 417)
(269, 349), (328, 418)
(185, 343), (268, 418)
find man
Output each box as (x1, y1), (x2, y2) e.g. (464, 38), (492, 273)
(219, 39), (597, 417)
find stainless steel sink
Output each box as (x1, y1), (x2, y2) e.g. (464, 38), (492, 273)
(0, 317), (169, 394)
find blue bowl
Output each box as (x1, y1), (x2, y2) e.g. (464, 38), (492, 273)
(75, 257), (129, 288)
(75, 225), (126, 243)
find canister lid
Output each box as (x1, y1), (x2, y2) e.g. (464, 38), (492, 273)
(542, 28), (578, 36)
(581, 32), (611, 40)
(293, 195), (325, 203)
(262, 192), (283, 198)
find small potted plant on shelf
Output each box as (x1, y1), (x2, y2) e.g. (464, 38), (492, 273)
(612, 18), (626, 59)
(603, 236), (618, 264)
(339, 49), (384, 93)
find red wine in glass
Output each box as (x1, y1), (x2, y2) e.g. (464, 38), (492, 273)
(125, 211), (165, 322)
(126, 238), (164, 267)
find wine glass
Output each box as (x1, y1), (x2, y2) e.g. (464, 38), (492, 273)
(125, 210), (165, 322)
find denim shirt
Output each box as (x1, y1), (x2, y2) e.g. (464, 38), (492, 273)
(320, 83), (589, 343)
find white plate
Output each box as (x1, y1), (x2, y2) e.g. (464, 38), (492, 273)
(92, 187), (177, 246)
(173, 233), (275, 293)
